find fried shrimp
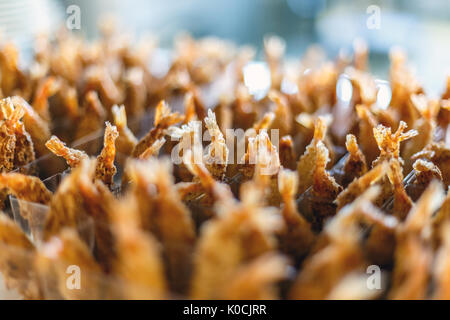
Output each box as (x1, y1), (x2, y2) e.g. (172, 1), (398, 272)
(0, 98), (35, 171)
(221, 253), (288, 300)
(388, 159), (413, 220)
(432, 222), (450, 299)
(402, 94), (439, 171)
(43, 159), (115, 271)
(35, 229), (103, 299)
(11, 96), (51, 157)
(75, 91), (107, 143)
(408, 159), (443, 201)
(0, 99), (18, 173)
(278, 169), (315, 261)
(132, 100), (184, 158)
(289, 226), (365, 299)
(32, 76), (60, 122)
(355, 105), (379, 164)
(204, 109), (228, 180)
(336, 162), (388, 210)
(45, 135), (88, 168)
(342, 134), (367, 187)
(95, 122), (119, 186)
(125, 158), (196, 294)
(112, 104), (138, 156)
(296, 116), (329, 195)
(371, 121), (418, 207)
(138, 137), (166, 160)
(190, 181), (282, 299)
(389, 181), (445, 299)
(268, 90), (293, 137)
(0, 214), (40, 299)
(279, 135), (296, 170)
(412, 142), (450, 186)
(111, 197), (167, 299)
(0, 173), (52, 205)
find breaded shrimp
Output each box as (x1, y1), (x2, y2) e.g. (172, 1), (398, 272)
(342, 134), (367, 187)
(1, 98), (35, 171)
(0, 214), (40, 299)
(125, 158), (196, 294)
(45, 135), (88, 168)
(279, 135), (296, 170)
(35, 229), (103, 300)
(132, 100), (184, 158)
(204, 109), (228, 180)
(336, 162), (388, 210)
(111, 196), (167, 299)
(32, 76), (60, 122)
(388, 159), (413, 221)
(95, 122), (119, 186)
(0, 173), (52, 205)
(278, 169), (315, 261)
(75, 91), (107, 143)
(222, 253), (288, 300)
(11, 96), (51, 157)
(138, 137), (166, 160)
(297, 116), (328, 195)
(112, 104), (138, 156)
(190, 181), (282, 299)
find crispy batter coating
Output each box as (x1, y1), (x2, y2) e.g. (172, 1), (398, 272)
(112, 104), (138, 156)
(132, 100), (183, 157)
(336, 162), (388, 210)
(432, 222), (450, 299)
(1, 98), (36, 171)
(32, 76), (60, 122)
(75, 91), (107, 144)
(390, 182), (444, 299)
(290, 231), (365, 299)
(297, 116), (328, 195)
(355, 105), (379, 164)
(412, 142), (450, 186)
(221, 253), (288, 300)
(190, 181), (282, 299)
(0, 214), (40, 299)
(45, 135), (88, 168)
(204, 109), (228, 180)
(278, 169), (315, 261)
(268, 90), (292, 137)
(402, 94), (439, 171)
(279, 135), (296, 170)
(11, 96), (50, 157)
(371, 121), (417, 207)
(35, 229), (103, 299)
(388, 159), (413, 221)
(0, 102), (17, 173)
(300, 140), (342, 230)
(43, 159), (115, 274)
(0, 173), (52, 205)
(95, 122), (119, 186)
(111, 197), (167, 299)
(138, 137), (165, 160)
(125, 158), (195, 294)
(347, 67), (377, 105)
(342, 134), (367, 187)
(408, 159), (443, 201)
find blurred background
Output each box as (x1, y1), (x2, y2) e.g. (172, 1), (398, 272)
(0, 0), (449, 95)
